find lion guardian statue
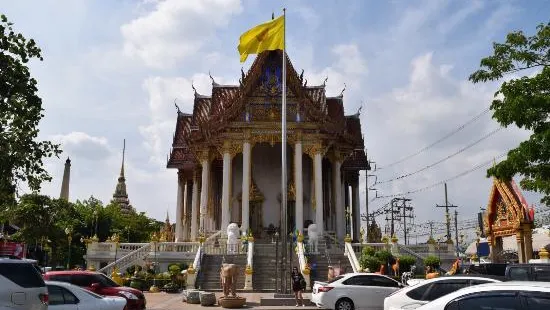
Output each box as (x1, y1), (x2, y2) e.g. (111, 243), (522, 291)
(227, 223), (240, 254)
(307, 223), (319, 253)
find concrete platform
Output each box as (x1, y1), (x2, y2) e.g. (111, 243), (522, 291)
(145, 292), (322, 310)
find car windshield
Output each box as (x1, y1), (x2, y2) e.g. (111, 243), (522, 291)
(93, 273), (120, 287)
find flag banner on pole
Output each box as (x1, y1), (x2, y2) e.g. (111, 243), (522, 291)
(238, 15), (284, 63)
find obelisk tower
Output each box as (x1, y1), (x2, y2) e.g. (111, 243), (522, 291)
(59, 157), (71, 200)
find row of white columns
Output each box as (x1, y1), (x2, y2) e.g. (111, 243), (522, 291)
(174, 143), (353, 242)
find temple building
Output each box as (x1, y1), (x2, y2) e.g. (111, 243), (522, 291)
(167, 50), (370, 242)
(483, 177), (535, 263)
(112, 139), (134, 214)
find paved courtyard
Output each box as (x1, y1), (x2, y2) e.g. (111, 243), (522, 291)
(145, 292), (322, 310)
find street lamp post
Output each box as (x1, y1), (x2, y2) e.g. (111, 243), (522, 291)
(65, 227), (73, 270)
(275, 231), (279, 292)
(93, 210), (98, 237)
(125, 226), (130, 242)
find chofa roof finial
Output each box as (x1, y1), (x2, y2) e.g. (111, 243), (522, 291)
(191, 81), (197, 95)
(340, 83), (347, 97)
(209, 71), (217, 85)
(323, 76), (328, 87)
(174, 98), (181, 114)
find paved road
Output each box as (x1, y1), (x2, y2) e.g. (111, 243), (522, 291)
(145, 292), (322, 310)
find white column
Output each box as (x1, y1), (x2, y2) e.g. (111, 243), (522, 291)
(352, 179), (360, 241)
(333, 160), (344, 241)
(182, 181), (189, 240)
(175, 173), (184, 242)
(190, 174), (199, 240)
(221, 151), (232, 235)
(314, 152), (324, 236)
(241, 141), (251, 234)
(295, 142), (304, 233)
(199, 156), (210, 233)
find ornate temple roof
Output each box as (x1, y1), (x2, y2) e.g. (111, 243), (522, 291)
(484, 177), (534, 237)
(167, 50), (369, 171)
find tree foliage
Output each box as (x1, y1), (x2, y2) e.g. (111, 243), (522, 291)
(4, 194), (163, 267)
(469, 22), (550, 205)
(0, 14), (61, 207)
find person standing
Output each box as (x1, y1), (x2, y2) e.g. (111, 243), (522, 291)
(291, 267), (306, 307)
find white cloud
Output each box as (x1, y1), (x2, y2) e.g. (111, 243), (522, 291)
(332, 44), (368, 76)
(120, 0), (243, 68)
(50, 132), (112, 161)
(139, 73), (227, 165)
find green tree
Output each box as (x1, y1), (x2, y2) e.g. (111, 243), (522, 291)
(469, 22), (550, 205)
(0, 14), (61, 208)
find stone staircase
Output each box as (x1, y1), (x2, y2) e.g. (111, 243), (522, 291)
(197, 254), (247, 291)
(99, 243), (151, 277)
(306, 243), (351, 283)
(252, 243), (279, 291)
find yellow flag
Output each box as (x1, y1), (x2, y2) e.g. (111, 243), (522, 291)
(238, 15), (284, 63)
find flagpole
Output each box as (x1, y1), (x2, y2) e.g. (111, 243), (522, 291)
(280, 7), (288, 294)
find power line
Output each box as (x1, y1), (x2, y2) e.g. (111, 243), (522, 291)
(374, 152), (507, 199)
(379, 107), (491, 170)
(378, 127), (502, 184)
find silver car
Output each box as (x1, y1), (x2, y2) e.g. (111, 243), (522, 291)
(0, 258), (48, 310)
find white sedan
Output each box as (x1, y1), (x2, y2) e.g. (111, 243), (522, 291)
(383, 275), (502, 310)
(416, 281), (550, 310)
(45, 281), (126, 310)
(312, 273), (404, 310)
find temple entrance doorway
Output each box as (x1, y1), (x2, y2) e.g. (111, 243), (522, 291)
(248, 179), (265, 239)
(250, 201), (263, 239)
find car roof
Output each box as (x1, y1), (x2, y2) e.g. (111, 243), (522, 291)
(442, 274), (505, 281)
(0, 257), (37, 264)
(45, 280), (77, 288)
(476, 281), (550, 289)
(417, 281), (550, 309)
(45, 270), (98, 275)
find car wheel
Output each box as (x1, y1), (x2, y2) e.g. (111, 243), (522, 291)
(336, 298), (354, 310)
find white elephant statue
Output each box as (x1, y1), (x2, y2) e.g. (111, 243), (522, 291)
(227, 223), (240, 254)
(307, 223), (319, 253)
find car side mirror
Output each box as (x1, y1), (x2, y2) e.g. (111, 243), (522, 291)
(91, 283), (102, 290)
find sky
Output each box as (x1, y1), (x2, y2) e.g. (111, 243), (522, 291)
(2, 0), (548, 242)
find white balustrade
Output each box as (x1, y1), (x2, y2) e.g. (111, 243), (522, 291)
(296, 240), (311, 290)
(344, 242), (360, 273)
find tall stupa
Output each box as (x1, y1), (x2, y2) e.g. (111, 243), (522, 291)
(112, 139), (134, 214)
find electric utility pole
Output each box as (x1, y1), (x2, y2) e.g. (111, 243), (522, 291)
(393, 197), (413, 244)
(436, 183), (458, 243)
(454, 210), (459, 249)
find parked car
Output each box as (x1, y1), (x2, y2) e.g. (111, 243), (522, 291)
(46, 280), (127, 310)
(384, 275), (503, 310)
(312, 273), (404, 310)
(505, 263), (550, 281)
(0, 257), (48, 310)
(43, 270), (146, 310)
(458, 263), (507, 276)
(415, 281), (550, 310)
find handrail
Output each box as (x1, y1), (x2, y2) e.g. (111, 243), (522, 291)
(193, 244), (203, 272)
(246, 240), (254, 269)
(205, 230), (222, 244)
(296, 240), (307, 272)
(344, 242), (360, 273)
(324, 233), (344, 250)
(98, 243), (151, 276)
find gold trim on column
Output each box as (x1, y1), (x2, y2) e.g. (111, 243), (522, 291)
(218, 141), (243, 159)
(303, 142), (326, 159)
